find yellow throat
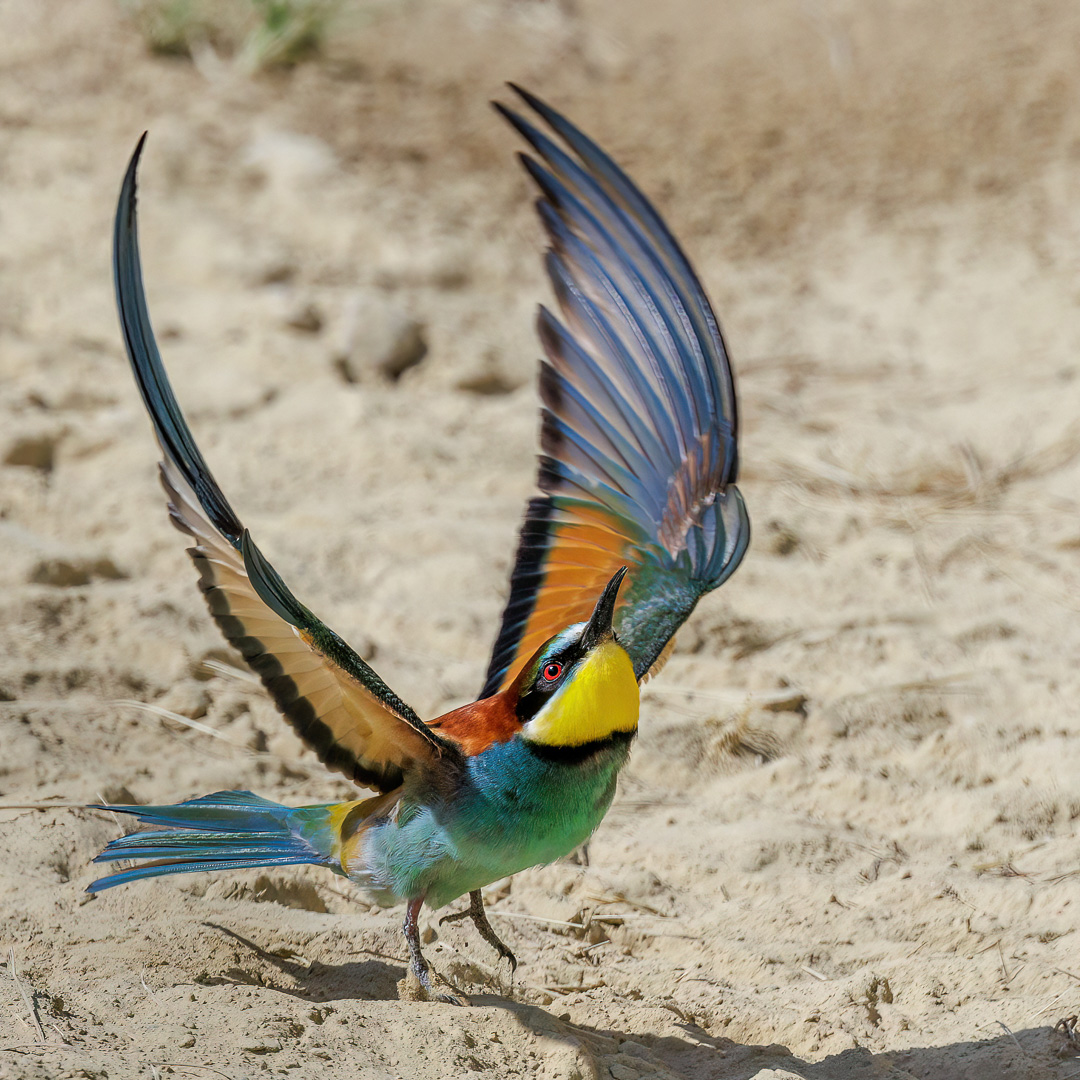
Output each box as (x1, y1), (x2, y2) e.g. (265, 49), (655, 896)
(523, 640), (639, 748)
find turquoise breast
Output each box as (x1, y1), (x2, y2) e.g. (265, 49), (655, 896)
(359, 733), (633, 908)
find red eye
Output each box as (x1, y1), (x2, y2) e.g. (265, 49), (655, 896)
(542, 661), (563, 682)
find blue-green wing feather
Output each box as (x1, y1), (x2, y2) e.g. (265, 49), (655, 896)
(482, 90), (749, 695)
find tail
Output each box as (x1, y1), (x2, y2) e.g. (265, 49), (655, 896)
(87, 790), (358, 893)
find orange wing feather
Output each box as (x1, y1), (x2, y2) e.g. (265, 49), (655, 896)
(115, 136), (464, 794)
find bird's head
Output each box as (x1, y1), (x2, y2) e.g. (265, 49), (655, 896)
(512, 567), (639, 750)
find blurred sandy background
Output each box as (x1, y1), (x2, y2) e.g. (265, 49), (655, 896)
(2, 0), (1080, 1077)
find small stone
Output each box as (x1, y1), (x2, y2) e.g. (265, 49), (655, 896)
(455, 369), (518, 396)
(142, 1024), (196, 1052)
(376, 320), (427, 382)
(284, 301), (324, 334)
(763, 520), (800, 556)
(757, 691), (808, 715)
(332, 291), (429, 384)
(243, 128), (338, 190)
(29, 555), (126, 587)
(100, 784), (138, 805)
(257, 261), (297, 286)
(4, 432), (60, 471)
(239, 1037), (282, 1054)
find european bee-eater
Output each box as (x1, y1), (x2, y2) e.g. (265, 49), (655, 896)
(91, 86), (750, 1003)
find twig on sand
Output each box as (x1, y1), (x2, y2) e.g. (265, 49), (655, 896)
(0, 1046), (234, 1080)
(7, 947), (46, 1044)
(0, 804), (90, 811)
(997, 941), (1012, 984)
(1054, 1015), (1080, 1048)
(995, 1020), (1027, 1056)
(154, 1065), (235, 1079)
(485, 910), (586, 929)
(584, 891), (674, 917)
(1028, 986), (1071, 1024)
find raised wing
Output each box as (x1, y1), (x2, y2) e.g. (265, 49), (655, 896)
(481, 87), (750, 697)
(114, 136), (463, 793)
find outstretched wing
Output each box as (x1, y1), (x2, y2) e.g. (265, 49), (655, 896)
(114, 136), (463, 793)
(481, 87), (750, 697)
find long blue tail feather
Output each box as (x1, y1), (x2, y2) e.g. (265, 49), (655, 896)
(87, 791), (342, 893)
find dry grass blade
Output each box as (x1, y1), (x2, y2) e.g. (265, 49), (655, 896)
(7, 947), (46, 1044)
(842, 671), (979, 703)
(153, 1065), (236, 1080)
(115, 700), (249, 748)
(1028, 986), (1073, 1024)
(771, 424), (1080, 516)
(199, 658), (260, 685)
(643, 684), (807, 710)
(485, 911), (586, 929)
(995, 1020), (1027, 1055)
(969, 540), (1080, 615)
(1054, 1016), (1080, 1047)
(996, 423), (1080, 488)
(0, 803), (91, 811)
(116, 701), (311, 774)
(584, 892), (674, 917)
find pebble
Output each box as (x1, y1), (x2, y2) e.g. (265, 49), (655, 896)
(3, 431), (60, 471)
(333, 292), (428, 384)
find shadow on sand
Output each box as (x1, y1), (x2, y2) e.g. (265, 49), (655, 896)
(497, 998), (1078, 1080)
(201, 922), (404, 1002)
(201, 924), (1077, 1078)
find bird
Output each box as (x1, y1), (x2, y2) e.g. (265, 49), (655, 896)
(90, 85), (750, 1004)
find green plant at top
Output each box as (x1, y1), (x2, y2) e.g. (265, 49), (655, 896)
(239, 0), (339, 71)
(121, 0), (342, 71)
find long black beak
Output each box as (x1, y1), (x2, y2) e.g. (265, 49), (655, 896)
(580, 567), (627, 652)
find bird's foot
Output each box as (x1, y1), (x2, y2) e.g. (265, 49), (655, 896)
(440, 889), (518, 976)
(399, 960), (470, 1006)
(403, 895), (469, 1005)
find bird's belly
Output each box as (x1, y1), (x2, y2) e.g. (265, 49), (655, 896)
(358, 740), (628, 908)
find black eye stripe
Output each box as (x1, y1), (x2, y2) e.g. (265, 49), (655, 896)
(514, 648), (578, 722)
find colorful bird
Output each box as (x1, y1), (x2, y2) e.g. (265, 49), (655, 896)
(92, 85), (750, 1003)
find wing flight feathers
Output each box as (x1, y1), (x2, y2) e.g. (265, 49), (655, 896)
(481, 90), (750, 696)
(114, 137), (461, 792)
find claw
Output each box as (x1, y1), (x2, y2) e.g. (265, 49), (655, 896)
(439, 907), (472, 927)
(442, 889), (518, 975)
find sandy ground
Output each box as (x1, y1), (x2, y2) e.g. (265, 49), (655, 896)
(2, 0), (1080, 1077)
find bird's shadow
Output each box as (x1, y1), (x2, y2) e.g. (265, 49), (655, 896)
(200, 923), (404, 1002)
(199, 924), (1078, 1076)
(495, 998), (1079, 1080)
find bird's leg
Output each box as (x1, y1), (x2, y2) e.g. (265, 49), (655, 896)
(403, 896), (467, 1005)
(440, 889), (518, 975)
